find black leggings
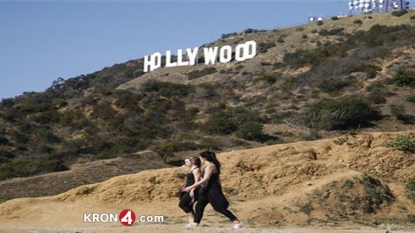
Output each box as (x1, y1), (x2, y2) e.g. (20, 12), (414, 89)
(194, 186), (237, 224)
(178, 191), (194, 214)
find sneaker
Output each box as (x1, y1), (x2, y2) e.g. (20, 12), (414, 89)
(233, 222), (243, 229)
(185, 222), (196, 228)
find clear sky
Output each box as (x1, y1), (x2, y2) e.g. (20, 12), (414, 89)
(0, 0), (352, 100)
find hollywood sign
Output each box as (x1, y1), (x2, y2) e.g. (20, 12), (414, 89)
(144, 40), (257, 72)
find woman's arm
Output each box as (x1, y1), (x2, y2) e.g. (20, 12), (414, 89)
(183, 164), (213, 192)
(193, 168), (201, 183)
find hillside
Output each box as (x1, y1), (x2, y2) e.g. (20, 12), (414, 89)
(0, 130), (415, 233)
(2, 9), (415, 205)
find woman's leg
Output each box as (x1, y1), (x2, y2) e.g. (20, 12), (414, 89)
(208, 187), (238, 221)
(178, 192), (194, 222)
(193, 193), (209, 224)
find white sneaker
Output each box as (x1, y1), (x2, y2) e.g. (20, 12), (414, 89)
(185, 222), (196, 228)
(233, 222), (243, 229)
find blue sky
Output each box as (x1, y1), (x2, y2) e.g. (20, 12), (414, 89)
(0, 0), (352, 100)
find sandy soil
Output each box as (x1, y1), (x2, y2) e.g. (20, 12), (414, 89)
(0, 198), (413, 233)
(1, 131), (415, 233)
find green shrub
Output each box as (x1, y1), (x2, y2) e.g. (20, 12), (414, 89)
(258, 41), (276, 53)
(260, 62), (272, 66)
(280, 77), (300, 92)
(385, 134), (415, 152)
(299, 203), (314, 215)
(38, 154), (69, 172)
(405, 95), (415, 103)
(317, 76), (352, 94)
(79, 186), (96, 195)
(235, 64), (244, 70)
(355, 173), (395, 211)
(283, 46), (339, 69)
(391, 9), (408, 17)
(389, 103), (407, 120)
(273, 62), (286, 69)
(201, 112), (237, 135)
(235, 122), (264, 142)
(149, 176), (160, 185)
(256, 74), (277, 85)
(154, 140), (198, 162)
(364, 64), (382, 79)
(334, 136), (348, 145)
(231, 107), (266, 125)
(175, 172), (186, 179)
(354, 19), (363, 25)
(223, 187), (235, 194)
(407, 179), (415, 191)
(392, 68), (415, 88)
(304, 96), (379, 130)
(318, 28), (344, 36)
(142, 80), (193, 97)
(92, 101), (117, 120)
(188, 67), (217, 80)
(367, 87), (387, 104)
(154, 140), (175, 162)
(344, 179), (354, 189)
(365, 80), (391, 104)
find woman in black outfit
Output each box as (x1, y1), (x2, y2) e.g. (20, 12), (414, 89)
(183, 151), (243, 229)
(178, 156), (201, 227)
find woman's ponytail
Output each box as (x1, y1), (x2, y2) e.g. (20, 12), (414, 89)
(211, 152), (221, 174)
(200, 151), (221, 174)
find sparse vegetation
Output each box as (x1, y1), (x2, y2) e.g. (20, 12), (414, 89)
(334, 136), (348, 145)
(406, 179), (415, 204)
(354, 19), (363, 25)
(299, 203), (314, 215)
(344, 179), (354, 189)
(385, 134), (415, 152)
(79, 186), (96, 195)
(405, 95), (415, 103)
(235, 121), (265, 142)
(391, 9), (408, 17)
(149, 176), (160, 185)
(303, 96), (379, 130)
(318, 28), (344, 36)
(175, 172), (186, 179)
(223, 187), (235, 194)
(258, 41), (276, 53)
(392, 68), (415, 88)
(188, 67), (217, 80)
(389, 103), (407, 121)
(407, 179), (415, 191)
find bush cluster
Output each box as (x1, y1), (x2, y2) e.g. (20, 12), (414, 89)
(385, 134), (414, 152)
(188, 67), (217, 80)
(258, 41), (276, 53)
(303, 96), (379, 130)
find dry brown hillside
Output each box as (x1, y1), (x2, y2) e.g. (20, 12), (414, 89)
(1, 130), (415, 233)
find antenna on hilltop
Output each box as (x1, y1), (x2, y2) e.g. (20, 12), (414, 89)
(348, 0), (409, 15)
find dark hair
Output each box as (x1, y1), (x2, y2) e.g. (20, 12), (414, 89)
(188, 156), (201, 169)
(200, 151), (221, 174)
